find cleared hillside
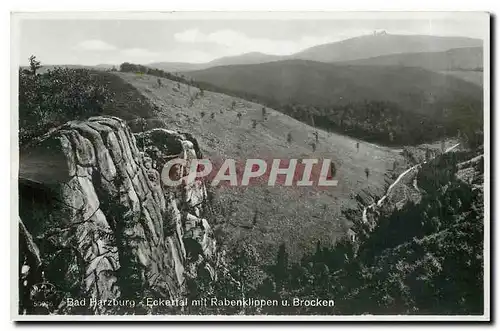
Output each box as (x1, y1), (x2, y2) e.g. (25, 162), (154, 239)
(115, 71), (404, 261)
(98, 71), (159, 121)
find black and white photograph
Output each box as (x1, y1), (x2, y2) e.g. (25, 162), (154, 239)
(11, 11), (490, 321)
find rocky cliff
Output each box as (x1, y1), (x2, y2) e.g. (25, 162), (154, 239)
(18, 116), (216, 314)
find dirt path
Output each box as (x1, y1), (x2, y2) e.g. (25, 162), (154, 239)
(362, 143), (461, 224)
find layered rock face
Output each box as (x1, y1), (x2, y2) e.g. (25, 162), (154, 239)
(19, 116), (216, 314)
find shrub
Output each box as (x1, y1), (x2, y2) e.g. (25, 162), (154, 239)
(19, 62), (114, 144)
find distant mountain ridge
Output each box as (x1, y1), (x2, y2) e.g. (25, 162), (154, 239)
(292, 34), (482, 63)
(148, 34), (483, 72)
(149, 52), (283, 72)
(341, 47), (483, 71)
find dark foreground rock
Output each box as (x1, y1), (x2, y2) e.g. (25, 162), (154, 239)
(19, 116), (216, 314)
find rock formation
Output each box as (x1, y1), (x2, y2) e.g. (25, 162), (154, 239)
(19, 116), (216, 314)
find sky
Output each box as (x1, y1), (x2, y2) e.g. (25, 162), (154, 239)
(15, 13), (489, 66)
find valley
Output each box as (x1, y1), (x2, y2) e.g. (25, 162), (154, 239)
(116, 71), (404, 261)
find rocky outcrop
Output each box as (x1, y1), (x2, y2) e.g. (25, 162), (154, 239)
(19, 116), (216, 314)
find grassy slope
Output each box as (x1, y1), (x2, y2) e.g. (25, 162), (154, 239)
(115, 72), (404, 261)
(185, 60), (483, 115)
(98, 71), (159, 121)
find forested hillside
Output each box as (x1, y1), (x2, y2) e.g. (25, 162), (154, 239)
(192, 148), (485, 315)
(186, 60), (483, 146)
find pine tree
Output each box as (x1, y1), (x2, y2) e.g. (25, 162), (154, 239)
(28, 55), (41, 75)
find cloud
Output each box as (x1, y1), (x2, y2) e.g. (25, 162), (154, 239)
(74, 39), (116, 51)
(173, 28), (356, 56)
(121, 48), (159, 59)
(174, 29), (205, 43)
